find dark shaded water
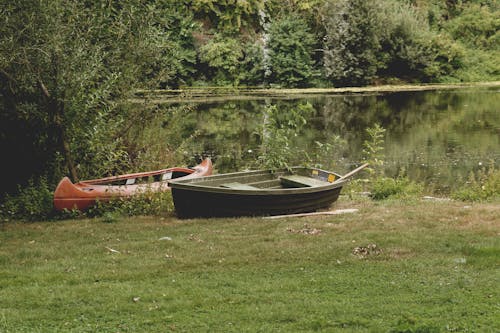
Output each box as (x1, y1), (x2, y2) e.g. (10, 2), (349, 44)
(162, 87), (499, 193)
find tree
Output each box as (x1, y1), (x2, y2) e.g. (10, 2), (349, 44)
(198, 34), (244, 86)
(322, 0), (463, 84)
(267, 14), (318, 87)
(0, 0), (184, 194)
(322, 0), (384, 86)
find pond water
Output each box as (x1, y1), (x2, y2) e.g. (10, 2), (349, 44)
(159, 87), (499, 193)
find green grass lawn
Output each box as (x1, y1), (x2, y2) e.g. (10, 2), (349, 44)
(1, 199), (498, 332)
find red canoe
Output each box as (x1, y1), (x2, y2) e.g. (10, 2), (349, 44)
(53, 158), (212, 211)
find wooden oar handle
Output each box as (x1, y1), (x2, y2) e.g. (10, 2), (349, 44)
(337, 163), (369, 181)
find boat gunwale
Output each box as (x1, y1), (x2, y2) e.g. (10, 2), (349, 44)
(168, 167), (347, 196)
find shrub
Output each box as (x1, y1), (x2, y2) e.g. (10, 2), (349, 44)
(421, 33), (465, 82)
(0, 177), (54, 221)
(371, 177), (423, 200)
(86, 190), (175, 218)
(443, 4), (500, 51)
(452, 165), (500, 202)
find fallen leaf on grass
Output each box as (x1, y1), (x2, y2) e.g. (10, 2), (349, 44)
(105, 246), (120, 254)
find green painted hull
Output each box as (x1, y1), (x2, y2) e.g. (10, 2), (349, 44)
(169, 167), (347, 218)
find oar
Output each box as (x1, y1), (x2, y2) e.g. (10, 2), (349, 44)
(336, 163), (369, 182)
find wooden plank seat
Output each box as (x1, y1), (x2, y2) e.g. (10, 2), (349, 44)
(220, 182), (259, 190)
(279, 175), (326, 188)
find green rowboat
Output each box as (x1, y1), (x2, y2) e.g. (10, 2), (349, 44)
(169, 164), (367, 218)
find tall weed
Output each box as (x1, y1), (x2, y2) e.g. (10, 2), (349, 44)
(359, 124), (423, 200)
(362, 123), (386, 177)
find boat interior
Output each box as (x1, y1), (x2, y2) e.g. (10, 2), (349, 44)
(90, 170), (192, 186)
(182, 168), (339, 190)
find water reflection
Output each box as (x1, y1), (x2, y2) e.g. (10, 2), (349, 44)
(159, 87), (499, 193)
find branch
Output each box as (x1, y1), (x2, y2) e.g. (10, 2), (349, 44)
(0, 69), (17, 95)
(38, 79), (51, 99)
(0, 68), (16, 84)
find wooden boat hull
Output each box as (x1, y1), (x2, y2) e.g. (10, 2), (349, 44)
(169, 167), (347, 218)
(53, 158), (212, 211)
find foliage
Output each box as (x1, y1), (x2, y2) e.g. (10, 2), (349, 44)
(420, 33), (465, 82)
(1, 0), (499, 217)
(188, 0), (264, 33)
(362, 124), (386, 177)
(451, 48), (499, 82)
(0, 0), (189, 194)
(267, 14), (318, 87)
(238, 41), (266, 86)
(359, 123), (424, 200)
(371, 176), (423, 200)
(86, 191), (175, 218)
(153, 4), (200, 88)
(377, 1), (441, 82)
(198, 34), (244, 86)
(443, 4), (500, 51)
(321, 0), (470, 84)
(452, 163), (500, 202)
(0, 177), (53, 221)
(322, 0), (384, 86)
(256, 102), (315, 170)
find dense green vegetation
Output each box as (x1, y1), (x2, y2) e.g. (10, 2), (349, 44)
(1, 0), (499, 218)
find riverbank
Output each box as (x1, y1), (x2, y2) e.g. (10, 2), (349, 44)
(1, 198), (498, 331)
(133, 81), (500, 103)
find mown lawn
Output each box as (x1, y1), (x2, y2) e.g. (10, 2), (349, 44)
(1, 199), (498, 332)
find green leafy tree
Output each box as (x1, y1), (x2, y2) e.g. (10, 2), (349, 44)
(322, 0), (465, 84)
(153, 3), (200, 88)
(238, 41), (266, 86)
(199, 34), (244, 85)
(0, 0), (185, 194)
(322, 0), (384, 86)
(444, 3), (500, 50)
(377, 1), (441, 81)
(188, 0), (264, 33)
(267, 14), (318, 87)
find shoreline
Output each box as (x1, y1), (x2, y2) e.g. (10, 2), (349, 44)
(133, 81), (500, 104)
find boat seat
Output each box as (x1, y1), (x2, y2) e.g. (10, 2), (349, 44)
(280, 175), (326, 188)
(220, 182), (259, 190)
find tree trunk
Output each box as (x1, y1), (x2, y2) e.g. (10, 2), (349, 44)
(39, 80), (78, 181)
(54, 101), (78, 182)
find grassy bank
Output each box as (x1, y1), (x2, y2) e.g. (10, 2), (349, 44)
(1, 198), (499, 332)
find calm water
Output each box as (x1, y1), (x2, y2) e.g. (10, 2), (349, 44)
(160, 87), (499, 193)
